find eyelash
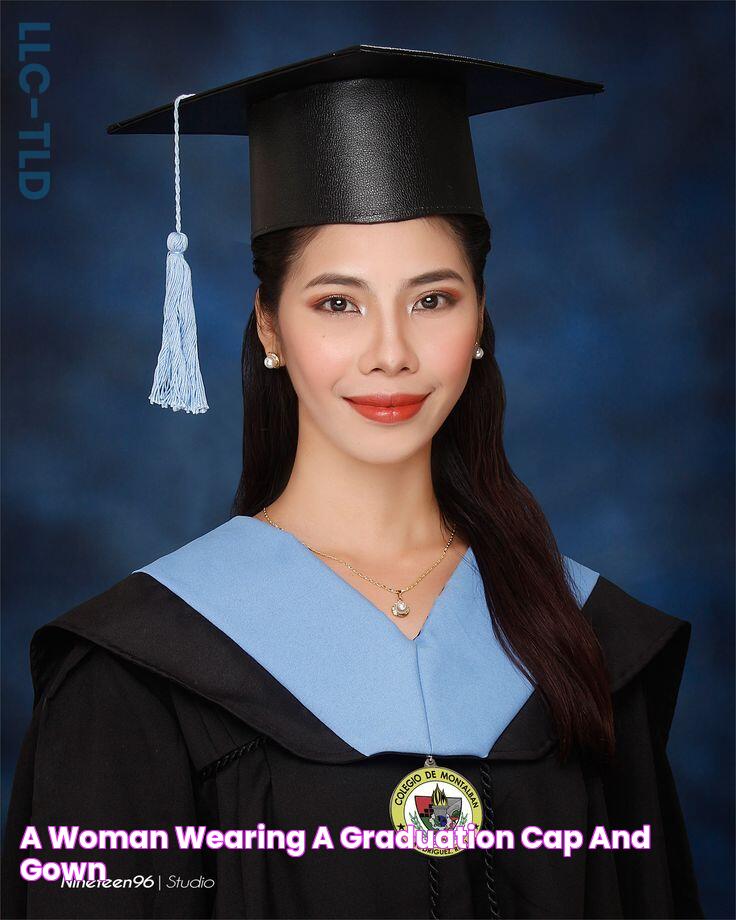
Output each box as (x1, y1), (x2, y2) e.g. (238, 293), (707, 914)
(314, 291), (457, 316)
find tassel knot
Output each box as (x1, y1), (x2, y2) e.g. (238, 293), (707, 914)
(167, 230), (188, 253)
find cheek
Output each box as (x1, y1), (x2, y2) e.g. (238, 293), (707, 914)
(285, 329), (351, 395)
(422, 327), (475, 387)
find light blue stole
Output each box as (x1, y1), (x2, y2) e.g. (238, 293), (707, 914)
(133, 516), (599, 758)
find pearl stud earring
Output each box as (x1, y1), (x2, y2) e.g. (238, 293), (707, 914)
(264, 352), (281, 369)
(473, 345), (484, 359)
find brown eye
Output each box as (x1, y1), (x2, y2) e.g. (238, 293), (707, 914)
(316, 296), (359, 315)
(413, 292), (455, 312)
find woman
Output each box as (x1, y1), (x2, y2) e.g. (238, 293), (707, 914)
(2, 46), (703, 919)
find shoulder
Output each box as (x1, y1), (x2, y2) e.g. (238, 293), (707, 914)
(132, 515), (258, 582)
(563, 555), (692, 670)
(28, 519), (247, 699)
(29, 570), (183, 705)
(568, 561), (693, 740)
(581, 570), (692, 685)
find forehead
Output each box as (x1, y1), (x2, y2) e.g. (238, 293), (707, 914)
(290, 218), (468, 279)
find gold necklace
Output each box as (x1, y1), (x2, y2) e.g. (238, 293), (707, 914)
(261, 506), (457, 619)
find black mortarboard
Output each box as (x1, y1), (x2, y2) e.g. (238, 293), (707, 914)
(107, 44), (603, 414)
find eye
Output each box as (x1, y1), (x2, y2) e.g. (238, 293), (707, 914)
(412, 292), (456, 312)
(314, 291), (457, 316)
(315, 295), (361, 316)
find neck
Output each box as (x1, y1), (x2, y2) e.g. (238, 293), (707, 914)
(263, 419), (453, 561)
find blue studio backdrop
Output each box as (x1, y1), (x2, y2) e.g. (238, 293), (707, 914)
(2, 3), (733, 917)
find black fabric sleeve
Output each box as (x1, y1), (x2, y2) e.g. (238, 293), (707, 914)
(601, 621), (704, 919)
(1, 644), (213, 919)
(642, 621), (704, 920)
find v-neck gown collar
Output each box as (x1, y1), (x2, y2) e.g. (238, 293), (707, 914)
(132, 516), (599, 759)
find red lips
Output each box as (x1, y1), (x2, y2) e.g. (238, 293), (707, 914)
(344, 393), (429, 407)
(343, 392), (430, 424)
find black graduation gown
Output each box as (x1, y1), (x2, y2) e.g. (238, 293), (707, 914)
(2, 520), (704, 920)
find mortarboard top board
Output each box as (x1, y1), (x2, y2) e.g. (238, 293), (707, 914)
(106, 45), (604, 414)
(107, 43), (604, 240)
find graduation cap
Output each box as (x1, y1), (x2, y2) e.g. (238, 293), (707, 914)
(107, 44), (604, 414)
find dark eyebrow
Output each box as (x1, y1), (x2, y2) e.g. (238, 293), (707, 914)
(303, 269), (467, 293)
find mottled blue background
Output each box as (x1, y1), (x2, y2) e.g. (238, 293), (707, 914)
(2, 1), (733, 915)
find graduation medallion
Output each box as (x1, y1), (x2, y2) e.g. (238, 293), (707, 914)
(389, 755), (483, 857)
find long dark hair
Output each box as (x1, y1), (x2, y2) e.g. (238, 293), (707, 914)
(231, 214), (614, 764)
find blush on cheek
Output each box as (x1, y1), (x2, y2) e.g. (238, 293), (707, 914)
(425, 334), (475, 384)
(298, 331), (353, 370)
(285, 338), (349, 401)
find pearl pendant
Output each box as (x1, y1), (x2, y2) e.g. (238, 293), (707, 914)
(391, 595), (410, 618)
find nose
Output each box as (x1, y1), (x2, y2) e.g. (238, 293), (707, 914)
(357, 306), (419, 376)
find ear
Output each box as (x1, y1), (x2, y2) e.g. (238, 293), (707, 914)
(477, 284), (486, 341)
(254, 287), (278, 352)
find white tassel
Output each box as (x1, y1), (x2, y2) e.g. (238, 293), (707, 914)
(148, 230), (208, 413)
(148, 92), (208, 414)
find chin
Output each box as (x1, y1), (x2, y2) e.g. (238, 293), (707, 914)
(340, 436), (431, 465)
